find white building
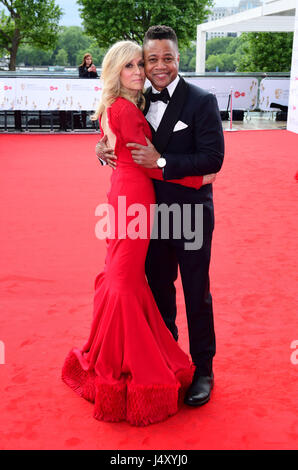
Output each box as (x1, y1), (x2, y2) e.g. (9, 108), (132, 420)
(238, 1), (263, 12)
(206, 1), (262, 40)
(197, 0), (296, 71)
(207, 7), (239, 39)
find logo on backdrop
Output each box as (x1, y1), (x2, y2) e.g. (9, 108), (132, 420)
(234, 91), (245, 98)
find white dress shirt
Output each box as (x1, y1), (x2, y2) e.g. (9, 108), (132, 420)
(145, 75), (180, 131)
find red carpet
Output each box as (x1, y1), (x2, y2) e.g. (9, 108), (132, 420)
(0, 130), (297, 450)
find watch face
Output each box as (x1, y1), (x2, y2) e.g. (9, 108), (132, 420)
(157, 157), (166, 168)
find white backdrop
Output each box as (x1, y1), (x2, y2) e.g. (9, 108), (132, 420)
(186, 76), (258, 111)
(0, 78), (102, 111)
(259, 78), (290, 111)
(0, 76), (258, 112)
(0, 78), (16, 110)
(287, 0), (298, 134)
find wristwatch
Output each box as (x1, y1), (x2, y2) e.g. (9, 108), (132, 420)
(156, 156), (166, 169)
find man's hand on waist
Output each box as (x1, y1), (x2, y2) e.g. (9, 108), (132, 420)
(127, 137), (160, 169)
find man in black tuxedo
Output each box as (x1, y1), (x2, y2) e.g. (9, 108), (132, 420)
(97, 26), (224, 406)
(128, 26), (224, 406)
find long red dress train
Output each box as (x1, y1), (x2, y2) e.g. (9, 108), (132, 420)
(62, 97), (200, 426)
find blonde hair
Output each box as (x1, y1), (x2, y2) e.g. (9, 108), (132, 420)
(91, 41), (145, 120)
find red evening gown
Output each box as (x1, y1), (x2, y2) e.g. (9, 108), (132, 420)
(62, 97), (202, 426)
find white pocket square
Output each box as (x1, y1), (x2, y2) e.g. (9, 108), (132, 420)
(173, 120), (188, 132)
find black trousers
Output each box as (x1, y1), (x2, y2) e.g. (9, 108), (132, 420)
(145, 207), (215, 377)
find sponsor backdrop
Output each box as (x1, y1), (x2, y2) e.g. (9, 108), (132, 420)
(0, 78), (102, 111)
(0, 76), (261, 112)
(187, 76), (259, 111)
(259, 78), (290, 111)
(287, 0), (298, 134)
(1, 75), (294, 114)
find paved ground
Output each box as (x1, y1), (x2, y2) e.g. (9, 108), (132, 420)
(222, 111), (287, 131)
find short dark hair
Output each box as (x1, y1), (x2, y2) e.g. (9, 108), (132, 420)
(143, 25), (178, 48)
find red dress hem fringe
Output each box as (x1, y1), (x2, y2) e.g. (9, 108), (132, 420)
(62, 349), (194, 426)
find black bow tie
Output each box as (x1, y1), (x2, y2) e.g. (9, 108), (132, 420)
(149, 88), (170, 104)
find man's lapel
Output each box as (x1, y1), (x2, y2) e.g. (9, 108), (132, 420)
(143, 87), (151, 116)
(153, 77), (188, 153)
(143, 86), (156, 135)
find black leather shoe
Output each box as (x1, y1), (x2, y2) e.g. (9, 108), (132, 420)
(184, 371), (214, 407)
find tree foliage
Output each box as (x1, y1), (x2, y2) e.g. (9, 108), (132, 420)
(206, 36), (234, 57)
(56, 26), (106, 67)
(15, 26), (107, 68)
(0, 0), (62, 70)
(55, 48), (68, 66)
(16, 44), (53, 66)
(77, 0), (213, 49)
(205, 36), (240, 72)
(204, 33), (293, 73)
(179, 43), (196, 71)
(12, 27), (294, 74)
(57, 26), (90, 66)
(235, 32), (293, 72)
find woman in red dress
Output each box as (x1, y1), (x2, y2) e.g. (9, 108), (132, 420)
(62, 41), (210, 426)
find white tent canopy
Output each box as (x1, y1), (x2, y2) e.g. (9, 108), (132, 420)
(196, 0), (296, 72)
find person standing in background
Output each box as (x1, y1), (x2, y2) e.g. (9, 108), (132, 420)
(78, 53), (99, 128)
(78, 53), (98, 79)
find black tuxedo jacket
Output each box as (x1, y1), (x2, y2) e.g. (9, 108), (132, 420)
(144, 76), (224, 208)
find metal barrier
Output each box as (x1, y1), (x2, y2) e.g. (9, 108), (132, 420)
(0, 110), (100, 132)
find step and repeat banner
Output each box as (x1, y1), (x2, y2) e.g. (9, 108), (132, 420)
(259, 78), (290, 111)
(287, 0), (298, 134)
(0, 76), (291, 113)
(0, 76), (260, 112)
(0, 78), (102, 111)
(186, 76), (259, 111)
(0, 78), (16, 110)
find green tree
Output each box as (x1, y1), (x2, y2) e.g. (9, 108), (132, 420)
(0, 0), (62, 70)
(77, 0), (213, 49)
(16, 44), (54, 66)
(225, 35), (243, 55)
(13, 26), (107, 69)
(57, 26), (91, 66)
(55, 47), (68, 66)
(205, 36), (242, 72)
(179, 42), (196, 72)
(206, 36), (235, 58)
(235, 32), (293, 72)
(189, 55), (196, 71)
(219, 52), (237, 72)
(205, 54), (224, 72)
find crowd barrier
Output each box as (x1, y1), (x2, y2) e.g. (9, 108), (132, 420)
(0, 76), (290, 131)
